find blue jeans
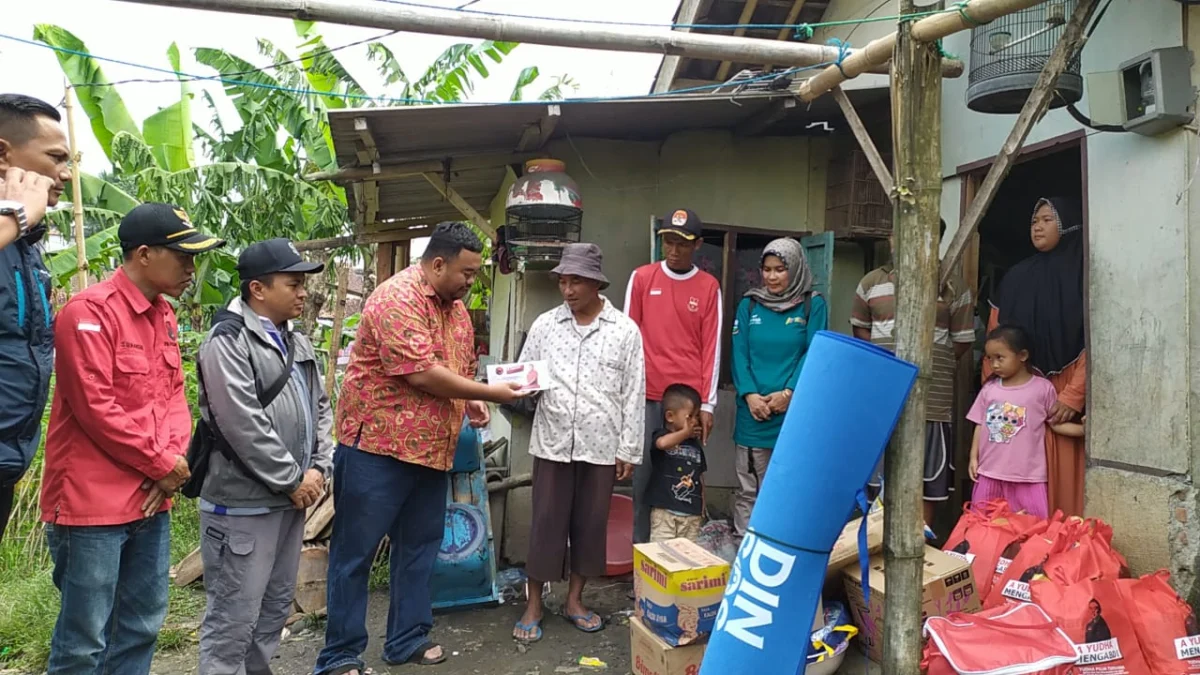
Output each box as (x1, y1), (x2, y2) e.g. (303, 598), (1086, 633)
(315, 445), (448, 674)
(45, 512), (171, 675)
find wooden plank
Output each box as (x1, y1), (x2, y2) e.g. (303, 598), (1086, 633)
(304, 490), (337, 541)
(172, 546), (204, 587)
(422, 172), (498, 241)
(307, 152), (536, 183)
(734, 97), (796, 136)
(831, 86), (894, 197)
(715, 0), (762, 82)
(376, 242), (397, 283)
(652, 0), (705, 93)
(940, 0), (1100, 287)
(294, 228), (441, 251)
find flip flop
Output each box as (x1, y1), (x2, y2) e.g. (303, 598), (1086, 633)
(512, 618), (544, 642)
(387, 641), (446, 666)
(564, 611), (605, 633)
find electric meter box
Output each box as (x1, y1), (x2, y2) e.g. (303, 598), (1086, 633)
(1089, 47), (1194, 137)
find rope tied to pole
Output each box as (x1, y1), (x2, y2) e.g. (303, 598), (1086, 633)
(793, 23), (815, 41)
(827, 38), (852, 78)
(953, 0), (984, 27)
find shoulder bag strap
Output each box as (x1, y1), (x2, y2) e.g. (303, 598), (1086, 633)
(257, 329), (295, 408)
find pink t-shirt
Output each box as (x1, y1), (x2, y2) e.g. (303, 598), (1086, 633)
(967, 376), (1059, 483)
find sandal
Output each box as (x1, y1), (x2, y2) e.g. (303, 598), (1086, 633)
(403, 641), (447, 666)
(512, 618), (544, 642)
(563, 611), (605, 633)
(325, 666), (373, 675)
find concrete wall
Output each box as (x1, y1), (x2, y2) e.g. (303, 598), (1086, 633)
(938, 0), (1200, 597)
(492, 130), (837, 562)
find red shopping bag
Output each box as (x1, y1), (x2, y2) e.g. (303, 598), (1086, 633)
(990, 511), (1063, 596)
(1120, 571), (1200, 674)
(945, 518), (1022, 600)
(1032, 578), (1151, 674)
(923, 602), (1079, 674)
(987, 525), (1074, 608)
(1044, 530), (1128, 586)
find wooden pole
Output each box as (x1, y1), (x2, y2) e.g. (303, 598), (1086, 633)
(939, 0), (1100, 286)
(325, 265), (349, 398)
(110, 0), (963, 75)
(798, 0), (1052, 102)
(883, 1), (943, 672)
(64, 83), (87, 292)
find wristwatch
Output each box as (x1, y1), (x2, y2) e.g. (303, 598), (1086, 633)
(0, 201), (29, 237)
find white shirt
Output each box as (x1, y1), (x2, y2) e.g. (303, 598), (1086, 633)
(519, 297), (646, 465)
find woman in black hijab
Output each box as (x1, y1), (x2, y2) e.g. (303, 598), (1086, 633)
(986, 197), (1087, 516)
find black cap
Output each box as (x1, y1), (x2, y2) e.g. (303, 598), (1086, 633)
(118, 203), (225, 254)
(237, 238), (324, 279)
(658, 208), (703, 241)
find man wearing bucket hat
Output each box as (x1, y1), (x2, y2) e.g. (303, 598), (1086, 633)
(512, 243), (644, 642)
(41, 202), (224, 674)
(624, 208), (722, 544)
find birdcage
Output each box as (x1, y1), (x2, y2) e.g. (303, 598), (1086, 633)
(966, 0), (1083, 114)
(825, 146), (893, 240)
(504, 159), (583, 269)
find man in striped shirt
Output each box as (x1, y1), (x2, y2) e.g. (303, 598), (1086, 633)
(851, 222), (974, 526)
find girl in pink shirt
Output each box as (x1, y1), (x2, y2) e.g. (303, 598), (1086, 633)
(968, 325), (1058, 518)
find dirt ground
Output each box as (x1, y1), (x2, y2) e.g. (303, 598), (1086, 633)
(149, 579), (878, 675)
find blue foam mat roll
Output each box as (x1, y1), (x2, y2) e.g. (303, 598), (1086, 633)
(701, 331), (916, 675)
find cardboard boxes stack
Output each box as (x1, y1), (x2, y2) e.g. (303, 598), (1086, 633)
(630, 539), (730, 675)
(842, 545), (980, 663)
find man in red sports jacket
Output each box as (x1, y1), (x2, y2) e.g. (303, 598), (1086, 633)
(624, 208), (722, 544)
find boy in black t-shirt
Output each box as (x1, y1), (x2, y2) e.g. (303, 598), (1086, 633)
(647, 384), (708, 542)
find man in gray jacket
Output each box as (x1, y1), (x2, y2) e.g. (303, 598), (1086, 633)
(196, 238), (334, 675)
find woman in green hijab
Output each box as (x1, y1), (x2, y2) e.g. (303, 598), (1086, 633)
(730, 238), (827, 542)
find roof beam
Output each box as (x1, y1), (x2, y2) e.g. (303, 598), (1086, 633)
(307, 152), (536, 183)
(762, 0), (807, 72)
(354, 117), (382, 225)
(652, 0), (705, 93)
(734, 97), (796, 136)
(293, 228), (444, 251)
(422, 172), (498, 241)
(515, 104), (561, 151)
(714, 0), (761, 82)
(111, 0), (962, 74)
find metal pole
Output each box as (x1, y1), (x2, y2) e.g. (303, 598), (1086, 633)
(64, 82), (87, 292)
(882, 0), (943, 672)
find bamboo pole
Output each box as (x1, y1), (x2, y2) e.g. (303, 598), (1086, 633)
(939, 0), (1099, 285)
(798, 0), (1052, 102)
(325, 265), (349, 398)
(111, 0), (963, 75)
(64, 83), (87, 292)
(883, 1), (943, 672)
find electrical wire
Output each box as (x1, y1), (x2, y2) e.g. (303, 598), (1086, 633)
(0, 31), (832, 106)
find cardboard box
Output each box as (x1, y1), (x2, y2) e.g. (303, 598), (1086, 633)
(843, 545), (980, 663)
(630, 617), (706, 675)
(633, 538), (730, 646)
(485, 361), (550, 392)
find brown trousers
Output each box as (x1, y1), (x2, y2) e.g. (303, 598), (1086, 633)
(526, 457), (615, 582)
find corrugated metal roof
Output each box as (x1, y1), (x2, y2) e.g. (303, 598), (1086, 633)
(328, 87), (885, 236)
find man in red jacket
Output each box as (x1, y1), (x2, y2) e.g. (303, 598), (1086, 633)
(40, 203), (224, 675)
(624, 208), (722, 543)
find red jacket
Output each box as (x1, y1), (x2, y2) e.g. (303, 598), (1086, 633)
(623, 261), (723, 411)
(40, 269), (192, 526)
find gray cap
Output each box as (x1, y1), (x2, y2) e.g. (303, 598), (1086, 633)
(551, 242), (609, 289)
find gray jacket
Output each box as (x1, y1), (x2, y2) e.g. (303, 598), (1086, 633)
(197, 299), (334, 509)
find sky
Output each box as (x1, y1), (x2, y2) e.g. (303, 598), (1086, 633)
(2, 0), (682, 190)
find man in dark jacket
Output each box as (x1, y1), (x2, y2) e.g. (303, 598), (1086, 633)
(196, 239), (335, 675)
(0, 94), (70, 542)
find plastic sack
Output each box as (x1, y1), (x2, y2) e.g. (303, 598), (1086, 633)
(922, 602), (1079, 675)
(695, 519), (738, 563)
(1032, 578), (1151, 674)
(805, 600), (857, 666)
(1119, 571), (1200, 675)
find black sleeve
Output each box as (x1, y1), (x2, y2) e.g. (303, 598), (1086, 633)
(650, 429), (668, 461)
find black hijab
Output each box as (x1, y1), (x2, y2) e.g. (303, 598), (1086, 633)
(993, 197), (1086, 375)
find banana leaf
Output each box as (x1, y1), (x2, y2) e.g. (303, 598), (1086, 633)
(142, 44), (196, 172)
